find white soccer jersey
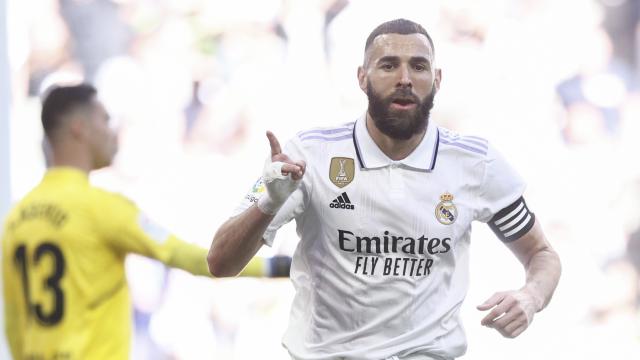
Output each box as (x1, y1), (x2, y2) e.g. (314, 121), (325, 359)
(236, 116), (529, 360)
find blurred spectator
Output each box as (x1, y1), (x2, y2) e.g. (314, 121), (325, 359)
(59, 0), (133, 82)
(26, 0), (78, 95)
(599, 0), (640, 69)
(556, 27), (640, 145)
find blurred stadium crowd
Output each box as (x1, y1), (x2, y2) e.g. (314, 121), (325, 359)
(3, 0), (640, 358)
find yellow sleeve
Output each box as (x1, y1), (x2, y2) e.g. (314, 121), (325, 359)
(98, 192), (270, 278)
(3, 222), (24, 360)
(158, 238), (268, 277)
(95, 193), (207, 276)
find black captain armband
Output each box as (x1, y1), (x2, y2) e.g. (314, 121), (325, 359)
(488, 196), (535, 243)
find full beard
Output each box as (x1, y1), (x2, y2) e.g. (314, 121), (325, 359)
(367, 82), (436, 140)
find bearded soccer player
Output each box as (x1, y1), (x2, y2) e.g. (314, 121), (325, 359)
(208, 18), (561, 360)
(2, 84), (290, 360)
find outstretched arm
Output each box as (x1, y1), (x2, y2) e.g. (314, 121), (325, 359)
(102, 132), (297, 279)
(207, 205), (274, 277)
(477, 218), (561, 338)
(207, 131), (305, 277)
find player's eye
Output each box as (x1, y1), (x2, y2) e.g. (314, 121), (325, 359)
(380, 63), (395, 71)
(413, 63), (427, 71)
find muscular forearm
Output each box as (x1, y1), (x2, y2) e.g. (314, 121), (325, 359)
(208, 130), (304, 277)
(504, 219), (562, 311)
(207, 204), (274, 277)
(522, 245), (561, 311)
(480, 220), (562, 338)
(167, 235), (287, 278)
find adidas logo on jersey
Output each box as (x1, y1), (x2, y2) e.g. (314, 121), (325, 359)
(329, 192), (355, 210)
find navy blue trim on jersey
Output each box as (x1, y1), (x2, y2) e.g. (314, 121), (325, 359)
(429, 129), (440, 171)
(353, 127), (366, 169)
(488, 196), (535, 242)
(352, 120), (439, 171)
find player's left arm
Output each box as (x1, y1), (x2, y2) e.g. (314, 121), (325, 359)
(103, 194), (290, 278)
(148, 235), (291, 278)
(477, 218), (561, 338)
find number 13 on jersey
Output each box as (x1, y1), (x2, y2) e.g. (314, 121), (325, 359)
(13, 242), (66, 326)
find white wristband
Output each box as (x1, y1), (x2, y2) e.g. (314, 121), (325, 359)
(257, 194), (281, 215)
(256, 158), (300, 215)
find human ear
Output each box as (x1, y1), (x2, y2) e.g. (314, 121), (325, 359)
(67, 113), (88, 141)
(357, 66), (367, 92)
(434, 68), (442, 91)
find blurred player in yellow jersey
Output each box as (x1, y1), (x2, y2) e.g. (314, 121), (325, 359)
(2, 84), (290, 360)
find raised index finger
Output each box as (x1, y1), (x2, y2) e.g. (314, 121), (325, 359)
(266, 130), (282, 156)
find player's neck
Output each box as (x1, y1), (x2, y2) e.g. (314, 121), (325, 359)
(365, 114), (426, 161)
(49, 144), (93, 174)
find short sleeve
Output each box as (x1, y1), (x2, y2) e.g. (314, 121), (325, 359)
(231, 136), (310, 247)
(475, 143), (527, 223)
(99, 192), (210, 275)
(100, 193), (172, 256)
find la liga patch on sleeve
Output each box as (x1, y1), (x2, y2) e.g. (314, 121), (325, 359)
(244, 177), (266, 204)
(137, 213), (171, 244)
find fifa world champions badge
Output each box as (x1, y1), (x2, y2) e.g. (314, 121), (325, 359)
(435, 192), (457, 225)
(329, 157), (355, 188)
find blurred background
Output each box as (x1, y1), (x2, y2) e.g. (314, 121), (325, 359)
(1, 0), (640, 358)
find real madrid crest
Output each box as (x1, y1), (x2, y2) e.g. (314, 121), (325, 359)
(329, 157), (355, 188)
(435, 192), (457, 225)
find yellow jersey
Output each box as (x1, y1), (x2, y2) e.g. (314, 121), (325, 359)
(2, 167), (239, 360)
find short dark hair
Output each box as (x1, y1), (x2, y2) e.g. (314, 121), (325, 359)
(364, 18), (435, 56)
(41, 84), (97, 139)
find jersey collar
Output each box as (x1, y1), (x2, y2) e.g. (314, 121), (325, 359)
(44, 167), (90, 183)
(352, 114), (439, 172)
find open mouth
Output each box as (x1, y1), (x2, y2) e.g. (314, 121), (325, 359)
(390, 98), (417, 109)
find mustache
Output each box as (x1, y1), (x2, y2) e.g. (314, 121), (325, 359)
(388, 88), (420, 103)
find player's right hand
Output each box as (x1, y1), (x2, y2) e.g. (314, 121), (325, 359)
(266, 131), (306, 180)
(257, 131), (306, 215)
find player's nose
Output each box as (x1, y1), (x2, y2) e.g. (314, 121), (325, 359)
(396, 64), (412, 88)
